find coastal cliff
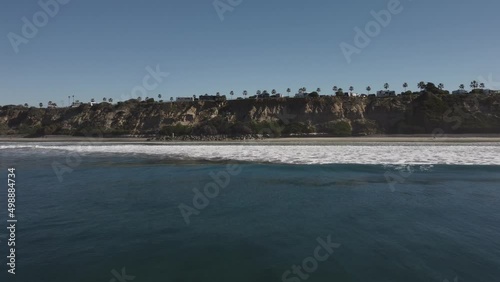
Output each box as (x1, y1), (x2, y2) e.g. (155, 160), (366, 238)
(1, 93), (500, 138)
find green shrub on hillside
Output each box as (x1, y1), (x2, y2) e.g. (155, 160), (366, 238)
(351, 120), (377, 136)
(320, 121), (352, 136)
(422, 94), (450, 129)
(0, 123), (8, 135)
(249, 121), (282, 137)
(230, 122), (253, 135)
(282, 122), (313, 135)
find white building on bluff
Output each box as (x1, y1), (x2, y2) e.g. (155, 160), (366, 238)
(294, 92), (309, 98)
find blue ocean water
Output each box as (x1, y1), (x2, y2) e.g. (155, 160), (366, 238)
(0, 143), (500, 282)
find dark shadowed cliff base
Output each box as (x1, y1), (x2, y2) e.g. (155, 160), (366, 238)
(1, 92), (500, 141)
(2, 135), (500, 144)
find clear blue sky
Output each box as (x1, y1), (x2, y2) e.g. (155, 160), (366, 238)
(1, 0), (499, 106)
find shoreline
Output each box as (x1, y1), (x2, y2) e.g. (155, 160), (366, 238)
(1, 134), (500, 144)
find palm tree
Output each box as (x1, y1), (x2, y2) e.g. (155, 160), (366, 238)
(243, 90), (248, 98)
(24, 103), (28, 107)
(103, 97), (107, 102)
(459, 84), (465, 90)
(286, 88), (291, 97)
(108, 98), (113, 103)
(158, 94), (162, 99)
(337, 88), (344, 96)
(39, 102), (43, 108)
(418, 81), (426, 91)
(470, 80), (479, 89)
(72, 95), (75, 103)
(479, 83), (485, 89)
(438, 83), (444, 90)
(257, 90), (262, 95)
(68, 95), (71, 106)
(272, 89), (277, 95)
(91, 98), (95, 103)
(366, 86), (371, 94)
(333, 86), (338, 93)
(216, 92), (221, 96)
(230, 91), (234, 99)
(137, 96), (142, 102)
(349, 86), (354, 93)
(170, 97), (173, 102)
(302, 87), (307, 92)
(384, 83), (389, 90)
(403, 82), (408, 92)
(316, 88), (321, 93)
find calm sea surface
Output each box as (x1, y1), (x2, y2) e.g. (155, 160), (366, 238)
(0, 143), (499, 282)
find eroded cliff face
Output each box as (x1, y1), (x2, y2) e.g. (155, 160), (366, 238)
(1, 93), (500, 137)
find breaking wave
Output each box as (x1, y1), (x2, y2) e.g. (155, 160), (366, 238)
(1, 143), (500, 165)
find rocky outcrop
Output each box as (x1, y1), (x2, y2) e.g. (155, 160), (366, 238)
(1, 93), (500, 138)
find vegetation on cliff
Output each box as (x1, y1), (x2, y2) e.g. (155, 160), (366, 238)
(1, 92), (499, 138)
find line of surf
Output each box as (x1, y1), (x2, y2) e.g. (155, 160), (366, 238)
(1, 143), (500, 165)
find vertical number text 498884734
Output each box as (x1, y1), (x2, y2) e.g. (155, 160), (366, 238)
(7, 168), (17, 275)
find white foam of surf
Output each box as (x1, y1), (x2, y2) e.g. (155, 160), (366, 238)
(1, 143), (500, 165)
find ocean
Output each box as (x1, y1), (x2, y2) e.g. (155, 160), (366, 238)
(0, 142), (500, 282)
